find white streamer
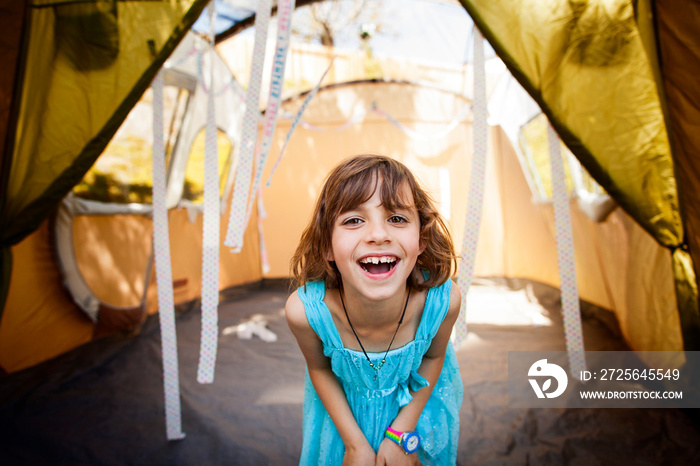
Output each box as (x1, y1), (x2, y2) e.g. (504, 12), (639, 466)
(197, 2), (220, 385)
(225, 0), (272, 252)
(453, 27), (487, 346)
(152, 70), (185, 441)
(547, 124), (586, 376)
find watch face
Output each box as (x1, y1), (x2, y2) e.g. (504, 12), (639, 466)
(404, 432), (420, 453)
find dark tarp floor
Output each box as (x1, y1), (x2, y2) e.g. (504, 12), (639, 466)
(1, 278), (699, 465)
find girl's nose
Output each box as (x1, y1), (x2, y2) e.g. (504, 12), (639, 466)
(365, 220), (390, 243)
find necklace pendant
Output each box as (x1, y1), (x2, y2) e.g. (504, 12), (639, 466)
(340, 286), (411, 377)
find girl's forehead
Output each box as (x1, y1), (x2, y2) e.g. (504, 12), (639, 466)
(335, 179), (416, 214)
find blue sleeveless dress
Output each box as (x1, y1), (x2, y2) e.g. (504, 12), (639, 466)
(297, 279), (463, 465)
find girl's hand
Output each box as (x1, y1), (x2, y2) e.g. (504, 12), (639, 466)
(375, 438), (422, 466)
(342, 442), (376, 466)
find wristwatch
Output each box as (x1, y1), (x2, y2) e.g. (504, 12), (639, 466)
(384, 426), (421, 454)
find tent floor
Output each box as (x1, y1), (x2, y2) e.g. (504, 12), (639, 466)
(1, 278), (699, 465)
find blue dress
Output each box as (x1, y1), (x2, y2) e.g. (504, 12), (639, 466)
(297, 279), (463, 465)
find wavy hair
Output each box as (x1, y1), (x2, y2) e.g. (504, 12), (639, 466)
(291, 155), (458, 291)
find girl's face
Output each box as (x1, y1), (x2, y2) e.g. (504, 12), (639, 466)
(328, 178), (424, 303)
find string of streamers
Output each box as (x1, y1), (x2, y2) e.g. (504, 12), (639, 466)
(197, 2), (220, 385)
(167, 46), (239, 98)
(547, 123), (586, 377)
(265, 58), (334, 187)
(225, 0), (272, 252)
(197, 54), (240, 97)
(453, 27), (487, 347)
(371, 104), (471, 142)
(279, 99), (471, 138)
(266, 78), (470, 186)
(152, 70), (185, 441)
(242, 0), (296, 236)
(166, 46), (244, 105)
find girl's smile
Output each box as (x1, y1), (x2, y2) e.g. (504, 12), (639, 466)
(358, 255), (398, 276)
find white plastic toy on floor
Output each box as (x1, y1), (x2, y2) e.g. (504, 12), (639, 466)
(223, 314), (278, 342)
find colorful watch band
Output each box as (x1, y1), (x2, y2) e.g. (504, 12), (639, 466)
(385, 426), (403, 445)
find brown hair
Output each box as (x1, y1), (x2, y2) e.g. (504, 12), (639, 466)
(290, 154), (458, 291)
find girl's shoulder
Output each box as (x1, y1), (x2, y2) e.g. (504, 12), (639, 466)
(421, 279), (461, 333)
(284, 290), (308, 332)
(426, 276), (459, 303)
(446, 279), (461, 320)
(285, 281), (329, 331)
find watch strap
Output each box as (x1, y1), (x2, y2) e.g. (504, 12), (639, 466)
(385, 426), (403, 445)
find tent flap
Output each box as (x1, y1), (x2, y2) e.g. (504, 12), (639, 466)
(458, 0), (699, 349)
(0, 0), (210, 326)
(1, 0), (210, 248)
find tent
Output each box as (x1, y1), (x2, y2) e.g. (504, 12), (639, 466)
(1, 0), (696, 373)
(2, 0), (700, 463)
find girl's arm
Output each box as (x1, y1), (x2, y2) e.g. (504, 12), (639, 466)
(375, 283), (462, 466)
(285, 291), (376, 464)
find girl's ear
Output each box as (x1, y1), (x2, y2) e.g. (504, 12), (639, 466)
(418, 234), (427, 255)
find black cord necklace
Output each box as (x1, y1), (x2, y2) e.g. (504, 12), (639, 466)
(339, 286), (411, 372)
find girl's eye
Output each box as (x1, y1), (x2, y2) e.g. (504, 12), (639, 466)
(342, 217), (362, 225)
(388, 215), (407, 224)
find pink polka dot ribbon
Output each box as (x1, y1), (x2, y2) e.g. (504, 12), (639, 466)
(548, 123), (586, 376)
(152, 70), (185, 441)
(225, 0), (272, 252)
(453, 28), (487, 347)
(197, 3), (220, 385)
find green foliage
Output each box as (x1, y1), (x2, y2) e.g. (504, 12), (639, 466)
(73, 135), (153, 204)
(182, 129), (233, 203)
(521, 114), (575, 198)
(73, 120), (233, 204)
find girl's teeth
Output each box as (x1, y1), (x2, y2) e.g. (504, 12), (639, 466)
(361, 256), (395, 264)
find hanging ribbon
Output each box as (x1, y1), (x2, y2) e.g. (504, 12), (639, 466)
(244, 0), (295, 226)
(453, 27), (487, 347)
(225, 0), (272, 252)
(265, 57), (334, 187)
(547, 124), (586, 377)
(197, 3), (220, 385)
(152, 70), (185, 441)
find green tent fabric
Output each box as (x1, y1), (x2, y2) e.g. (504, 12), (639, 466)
(0, 0), (210, 317)
(459, 0), (699, 350)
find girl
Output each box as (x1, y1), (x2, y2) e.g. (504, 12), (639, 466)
(286, 155), (463, 465)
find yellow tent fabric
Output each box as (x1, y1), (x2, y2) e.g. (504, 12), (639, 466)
(0, 0), (209, 318)
(459, 0), (699, 350)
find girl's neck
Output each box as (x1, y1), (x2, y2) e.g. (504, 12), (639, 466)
(339, 283), (409, 327)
